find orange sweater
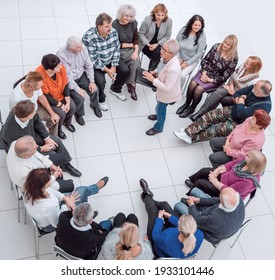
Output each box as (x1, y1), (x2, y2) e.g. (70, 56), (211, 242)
(35, 64), (68, 101)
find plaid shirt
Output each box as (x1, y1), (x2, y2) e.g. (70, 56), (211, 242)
(82, 26), (120, 71)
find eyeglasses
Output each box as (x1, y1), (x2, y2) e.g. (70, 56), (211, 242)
(161, 46), (171, 54)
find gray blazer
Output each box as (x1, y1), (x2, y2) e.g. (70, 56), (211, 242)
(138, 15), (172, 51)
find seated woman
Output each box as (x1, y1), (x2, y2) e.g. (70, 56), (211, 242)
(23, 168), (108, 233)
(138, 3), (172, 71)
(189, 56), (262, 121)
(35, 54), (82, 139)
(177, 34), (238, 118)
(209, 109), (270, 167)
(110, 4), (140, 101)
(176, 15), (206, 91)
(97, 212), (154, 260)
(184, 150), (266, 200)
(139, 179), (204, 258)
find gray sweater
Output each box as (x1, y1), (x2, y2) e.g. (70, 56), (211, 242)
(189, 197), (245, 244)
(176, 27), (206, 65)
(96, 227), (154, 260)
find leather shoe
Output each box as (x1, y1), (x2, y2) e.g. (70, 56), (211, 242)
(93, 211), (99, 219)
(176, 103), (189, 114)
(185, 179), (194, 188)
(97, 176), (109, 189)
(63, 163), (82, 177)
(179, 107), (195, 118)
(146, 128), (161, 136)
(189, 112), (201, 122)
(75, 114), (85, 126)
(139, 179), (154, 197)
(148, 114), (157, 121)
(63, 123), (76, 132)
(127, 84), (137, 101)
(58, 130), (67, 139)
(180, 197), (188, 205)
(90, 104), (102, 118)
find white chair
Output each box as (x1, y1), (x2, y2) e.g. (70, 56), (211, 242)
(53, 244), (83, 260)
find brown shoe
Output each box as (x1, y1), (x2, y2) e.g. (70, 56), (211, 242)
(127, 84), (137, 101)
(146, 128), (162, 136)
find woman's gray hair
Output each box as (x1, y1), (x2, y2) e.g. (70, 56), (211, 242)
(165, 39), (180, 56)
(73, 202), (94, 227)
(116, 4), (136, 21)
(66, 36), (82, 49)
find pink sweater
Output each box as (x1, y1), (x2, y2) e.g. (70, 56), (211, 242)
(226, 117), (265, 159)
(221, 158), (260, 200)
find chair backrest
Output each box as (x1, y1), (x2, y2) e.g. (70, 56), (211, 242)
(53, 244), (83, 260)
(0, 109), (3, 128)
(244, 189), (257, 208)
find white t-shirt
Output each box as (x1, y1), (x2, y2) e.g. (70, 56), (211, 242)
(9, 80), (43, 111)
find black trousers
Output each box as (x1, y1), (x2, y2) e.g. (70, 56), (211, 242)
(113, 212), (139, 228)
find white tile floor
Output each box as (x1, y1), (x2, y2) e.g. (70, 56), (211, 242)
(0, 0), (274, 260)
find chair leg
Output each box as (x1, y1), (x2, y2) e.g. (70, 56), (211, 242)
(33, 228), (39, 259)
(24, 206), (27, 225)
(209, 242), (220, 260)
(17, 198), (21, 223)
(231, 219), (252, 248)
(10, 180), (14, 190)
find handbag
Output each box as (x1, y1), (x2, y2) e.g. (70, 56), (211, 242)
(135, 67), (156, 90)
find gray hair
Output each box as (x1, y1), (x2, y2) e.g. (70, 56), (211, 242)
(66, 36), (82, 49)
(261, 80), (272, 96)
(221, 188), (240, 209)
(73, 202), (94, 227)
(116, 4), (136, 21)
(164, 39), (180, 56)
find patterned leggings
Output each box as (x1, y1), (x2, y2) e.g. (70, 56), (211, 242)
(185, 106), (238, 143)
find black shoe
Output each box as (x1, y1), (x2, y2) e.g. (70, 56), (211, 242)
(63, 123), (76, 132)
(75, 114), (85, 126)
(176, 103), (189, 115)
(146, 128), (161, 136)
(148, 114), (157, 121)
(180, 197), (188, 205)
(185, 179), (194, 188)
(58, 130), (67, 139)
(93, 211), (99, 219)
(139, 179), (154, 197)
(127, 84), (137, 101)
(179, 107), (195, 118)
(98, 176), (109, 189)
(189, 112), (201, 122)
(90, 104), (103, 118)
(63, 163), (82, 177)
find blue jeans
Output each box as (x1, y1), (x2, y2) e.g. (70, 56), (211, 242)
(99, 220), (112, 232)
(154, 101), (168, 132)
(174, 187), (211, 216)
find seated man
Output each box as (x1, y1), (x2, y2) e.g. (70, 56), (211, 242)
(0, 100), (81, 177)
(57, 36), (102, 118)
(7, 136), (74, 192)
(55, 202), (112, 259)
(35, 54), (84, 139)
(10, 71), (60, 136)
(174, 80), (272, 144)
(174, 187), (245, 244)
(82, 13), (121, 111)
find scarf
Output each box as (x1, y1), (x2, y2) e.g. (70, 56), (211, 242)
(233, 160), (261, 189)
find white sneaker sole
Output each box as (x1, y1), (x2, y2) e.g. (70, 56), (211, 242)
(109, 89), (127, 101)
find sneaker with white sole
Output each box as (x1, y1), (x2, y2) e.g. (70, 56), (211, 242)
(99, 101), (108, 111)
(173, 130), (192, 144)
(109, 89), (127, 101)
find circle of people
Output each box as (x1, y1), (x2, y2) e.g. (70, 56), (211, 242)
(0, 3), (271, 260)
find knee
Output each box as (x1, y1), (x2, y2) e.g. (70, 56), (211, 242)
(173, 202), (188, 216)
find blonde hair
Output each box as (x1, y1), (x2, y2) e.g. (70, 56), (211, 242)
(178, 215), (197, 256)
(151, 3), (168, 22)
(115, 223), (139, 260)
(246, 150), (267, 175)
(218, 34), (238, 61)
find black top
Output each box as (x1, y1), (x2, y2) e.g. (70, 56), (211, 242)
(55, 211), (108, 259)
(149, 23), (160, 44)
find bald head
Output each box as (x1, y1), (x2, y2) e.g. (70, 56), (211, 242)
(14, 136), (37, 158)
(220, 187), (239, 209)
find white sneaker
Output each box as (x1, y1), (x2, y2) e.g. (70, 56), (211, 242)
(179, 127), (185, 133)
(173, 130), (192, 144)
(109, 89), (127, 101)
(99, 101), (108, 111)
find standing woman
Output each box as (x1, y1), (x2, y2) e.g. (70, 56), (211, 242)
(177, 34), (238, 118)
(111, 5), (140, 101)
(176, 15), (206, 91)
(138, 3), (172, 71)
